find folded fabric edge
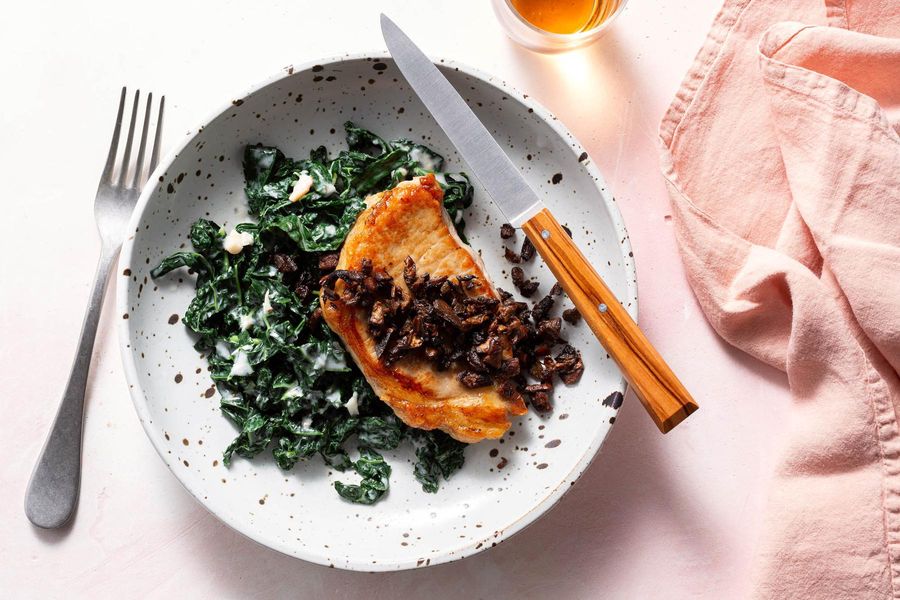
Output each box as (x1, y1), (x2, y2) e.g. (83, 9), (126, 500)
(659, 0), (754, 149)
(757, 22), (900, 138)
(755, 21), (900, 592)
(657, 160), (796, 371)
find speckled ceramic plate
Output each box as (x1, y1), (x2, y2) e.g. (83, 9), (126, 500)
(117, 53), (636, 571)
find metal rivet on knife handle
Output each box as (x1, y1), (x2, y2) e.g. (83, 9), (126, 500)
(382, 14), (698, 433)
(522, 209), (698, 433)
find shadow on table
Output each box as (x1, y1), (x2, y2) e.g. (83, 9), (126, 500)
(24, 278), (119, 542)
(182, 388), (727, 598)
(174, 32), (790, 598)
(500, 26), (653, 153)
(30, 521), (75, 545)
(184, 327), (791, 598)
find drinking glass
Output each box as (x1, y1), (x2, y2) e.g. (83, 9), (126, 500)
(492, 0), (629, 53)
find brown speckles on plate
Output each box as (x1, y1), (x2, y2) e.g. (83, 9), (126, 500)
(168, 313), (179, 325)
(174, 373), (183, 383)
(120, 54), (634, 572)
(602, 391), (624, 409)
(536, 463), (548, 470)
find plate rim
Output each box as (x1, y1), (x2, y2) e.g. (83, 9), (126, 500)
(116, 50), (637, 571)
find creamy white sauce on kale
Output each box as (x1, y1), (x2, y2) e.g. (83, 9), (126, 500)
(151, 123), (474, 504)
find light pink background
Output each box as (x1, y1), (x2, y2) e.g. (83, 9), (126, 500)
(0, 1), (793, 598)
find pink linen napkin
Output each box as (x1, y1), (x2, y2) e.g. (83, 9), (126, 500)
(658, 0), (900, 597)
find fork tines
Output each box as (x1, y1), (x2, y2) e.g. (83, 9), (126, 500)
(102, 87), (165, 190)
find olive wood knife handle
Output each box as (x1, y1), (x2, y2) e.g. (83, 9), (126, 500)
(522, 208), (698, 433)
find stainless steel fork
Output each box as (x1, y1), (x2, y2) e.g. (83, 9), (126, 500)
(25, 88), (165, 529)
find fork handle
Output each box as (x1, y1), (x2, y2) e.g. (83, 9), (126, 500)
(522, 208), (698, 433)
(25, 247), (119, 528)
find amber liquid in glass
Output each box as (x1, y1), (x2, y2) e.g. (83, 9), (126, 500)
(509, 0), (621, 34)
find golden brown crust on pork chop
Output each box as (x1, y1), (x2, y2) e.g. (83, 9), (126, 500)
(321, 174), (526, 442)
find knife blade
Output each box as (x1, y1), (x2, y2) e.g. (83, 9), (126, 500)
(381, 14), (698, 432)
(380, 14), (544, 228)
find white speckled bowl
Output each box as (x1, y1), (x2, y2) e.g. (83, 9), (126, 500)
(117, 53), (636, 571)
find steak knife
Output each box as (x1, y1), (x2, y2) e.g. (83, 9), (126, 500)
(381, 15), (697, 432)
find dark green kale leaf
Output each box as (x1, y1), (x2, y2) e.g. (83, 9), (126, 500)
(344, 122), (390, 156)
(243, 145), (298, 216)
(272, 429), (322, 470)
(149, 251), (210, 279)
(350, 149), (410, 197)
(440, 173), (474, 239)
(334, 447), (392, 505)
(321, 417), (359, 460)
(189, 218), (226, 254)
(391, 139), (445, 173)
(308, 145), (329, 164)
(357, 415), (403, 451)
(260, 198), (365, 252)
(411, 430), (468, 494)
(153, 123), (476, 505)
(152, 219), (222, 279)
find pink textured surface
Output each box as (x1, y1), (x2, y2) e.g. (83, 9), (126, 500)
(661, 3), (900, 596)
(0, 0), (791, 598)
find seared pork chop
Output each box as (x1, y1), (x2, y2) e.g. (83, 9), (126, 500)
(321, 174), (527, 443)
